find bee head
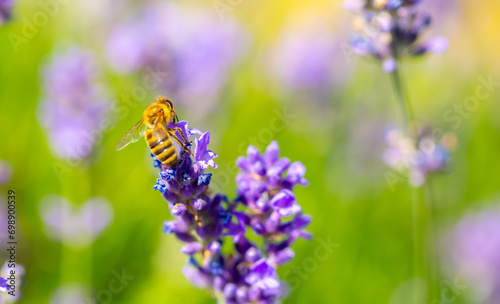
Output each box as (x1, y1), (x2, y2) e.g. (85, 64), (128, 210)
(143, 97), (177, 127)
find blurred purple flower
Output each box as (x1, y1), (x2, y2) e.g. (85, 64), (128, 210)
(0, 0), (14, 25)
(347, 2), (448, 72)
(0, 160), (12, 185)
(106, 2), (248, 117)
(269, 19), (351, 95)
(39, 195), (113, 248)
(446, 205), (500, 303)
(382, 126), (454, 187)
(38, 47), (111, 160)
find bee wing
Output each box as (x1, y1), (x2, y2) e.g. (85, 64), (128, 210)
(116, 119), (147, 151)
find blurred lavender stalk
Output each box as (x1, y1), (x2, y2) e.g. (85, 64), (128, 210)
(39, 195), (113, 248)
(446, 205), (500, 303)
(0, 0), (13, 25)
(345, 0), (448, 73)
(382, 126), (455, 187)
(37, 47), (111, 160)
(105, 2), (248, 117)
(152, 121), (311, 303)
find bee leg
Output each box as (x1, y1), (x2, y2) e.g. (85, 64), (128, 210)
(169, 131), (195, 157)
(171, 127), (192, 144)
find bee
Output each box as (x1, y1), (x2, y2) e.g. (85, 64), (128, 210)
(116, 96), (193, 168)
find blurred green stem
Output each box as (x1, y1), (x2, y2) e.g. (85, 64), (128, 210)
(425, 178), (441, 300)
(411, 187), (422, 304)
(390, 67), (415, 135)
(390, 64), (423, 303)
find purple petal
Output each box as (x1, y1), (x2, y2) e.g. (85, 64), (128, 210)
(265, 211), (281, 233)
(208, 241), (221, 253)
(270, 189), (301, 217)
(264, 141), (280, 166)
(195, 132), (218, 169)
(247, 259), (277, 281)
(247, 146), (262, 164)
(192, 198), (207, 211)
(171, 203), (187, 216)
(223, 283), (237, 299)
(245, 247), (261, 263)
(273, 248), (295, 265)
(293, 214), (312, 229)
(168, 121), (191, 141)
(181, 242), (203, 255)
(182, 266), (212, 288)
(285, 161), (308, 186)
(236, 156), (251, 172)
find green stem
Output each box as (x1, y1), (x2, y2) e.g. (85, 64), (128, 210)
(390, 63), (421, 303)
(411, 187), (421, 304)
(426, 178), (441, 300)
(390, 67), (415, 135)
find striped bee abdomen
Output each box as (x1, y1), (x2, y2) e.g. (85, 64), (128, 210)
(145, 129), (178, 167)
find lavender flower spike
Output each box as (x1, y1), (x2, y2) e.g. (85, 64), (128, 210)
(346, 0), (448, 72)
(382, 125), (455, 187)
(151, 126), (311, 303)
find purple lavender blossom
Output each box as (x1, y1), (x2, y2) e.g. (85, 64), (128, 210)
(0, 0), (13, 25)
(153, 125), (311, 303)
(38, 47), (111, 160)
(347, 1), (448, 72)
(106, 2), (247, 117)
(382, 126), (455, 187)
(445, 205), (500, 303)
